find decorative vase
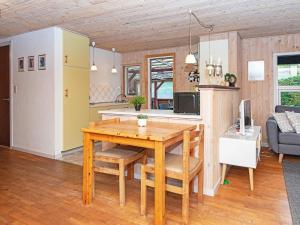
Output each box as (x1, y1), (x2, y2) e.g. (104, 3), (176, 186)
(135, 104), (141, 111)
(138, 119), (147, 127)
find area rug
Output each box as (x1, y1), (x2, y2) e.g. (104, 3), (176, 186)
(283, 160), (300, 225)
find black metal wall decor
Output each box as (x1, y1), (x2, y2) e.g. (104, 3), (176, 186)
(224, 73), (237, 87)
(188, 69), (200, 82)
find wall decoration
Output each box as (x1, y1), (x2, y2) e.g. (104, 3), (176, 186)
(248, 60), (264, 80)
(18, 57), (24, 72)
(28, 56), (35, 71)
(224, 73), (237, 87)
(38, 54), (46, 70)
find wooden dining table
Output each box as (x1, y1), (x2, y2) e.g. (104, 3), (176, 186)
(82, 119), (196, 225)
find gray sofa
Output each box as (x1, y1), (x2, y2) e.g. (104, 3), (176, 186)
(266, 105), (300, 163)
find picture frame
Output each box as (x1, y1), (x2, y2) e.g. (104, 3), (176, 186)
(28, 56), (35, 71)
(18, 57), (24, 72)
(38, 54), (46, 70)
(248, 60), (264, 81)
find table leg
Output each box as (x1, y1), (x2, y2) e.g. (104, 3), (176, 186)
(248, 168), (254, 191)
(221, 164), (227, 185)
(83, 133), (94, 205)
(154, 141), (166, 225)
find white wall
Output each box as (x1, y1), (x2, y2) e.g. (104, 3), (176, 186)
(89, 47), (122, 103)
(11, 27), (62, 158)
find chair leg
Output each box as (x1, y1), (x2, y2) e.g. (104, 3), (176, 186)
(279, 153), (284, 164)
(119, 160), (125, 206)
(142, 154), (147, 165)
(140, 165), (147, 216)
(92, 170), (95, 199)
(189, 178), (194, 193)
(198, 169), (203, 203)
(127, 163), (134, 180)
(182, 181), (189, 225)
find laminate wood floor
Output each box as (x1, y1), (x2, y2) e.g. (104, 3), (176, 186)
(0, 147), (293, 225)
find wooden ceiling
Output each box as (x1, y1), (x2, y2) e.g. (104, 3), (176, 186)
(1, 0), (300, 52)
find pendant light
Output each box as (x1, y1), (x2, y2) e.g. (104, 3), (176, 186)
(90, 41), (98, 71)
(185, 10), (197, 64)
(185, 10), (223, 77)
(111, 48), (118, 73)
(206, 27), (215, 76)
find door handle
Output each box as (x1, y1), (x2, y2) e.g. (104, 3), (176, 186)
(2, 98), (9, 102)
(64, 89), (69, 97)
(65, 55), (68, 64)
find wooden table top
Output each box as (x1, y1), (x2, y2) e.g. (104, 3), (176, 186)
(82, 120), (197, 142)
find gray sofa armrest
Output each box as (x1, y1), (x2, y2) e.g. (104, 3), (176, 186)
(266, 117), (279, 153)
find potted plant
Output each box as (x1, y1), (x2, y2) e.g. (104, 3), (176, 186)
(137, 114), (148, 127)
(130, 95), (146, 111)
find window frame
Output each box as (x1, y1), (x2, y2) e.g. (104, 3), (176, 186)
(123, 64), (141, 96)
(273, 52), (300, 107)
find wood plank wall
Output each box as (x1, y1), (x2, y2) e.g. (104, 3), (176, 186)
(122, 44), (198, 107)
(122, 31), (242, 107)
(241, 32), (300, 141)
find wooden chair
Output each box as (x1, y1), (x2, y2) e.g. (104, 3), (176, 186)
(90, 118), (147, 206)
(140, 125), (204, 224)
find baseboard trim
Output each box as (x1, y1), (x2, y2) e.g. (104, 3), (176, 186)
(262, 142), (269, 148)
(11, 146), (62, 159)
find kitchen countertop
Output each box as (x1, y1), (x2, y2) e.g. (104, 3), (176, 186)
(99, 108), (202, 120)
(89, 102), (130, 108)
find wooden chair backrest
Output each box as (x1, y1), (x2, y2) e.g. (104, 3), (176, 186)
(182, 124), (204, 179)
(89, 118), (120, 128)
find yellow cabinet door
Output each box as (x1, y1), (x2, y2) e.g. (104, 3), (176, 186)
(63, 66), (89, 151)
(63, 30), (89, 69)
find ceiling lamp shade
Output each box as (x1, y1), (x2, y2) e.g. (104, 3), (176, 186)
(185, 53), (197, 64)
(111, 66), (117, 73)
(90, 41), (98, 71)
(111, 48), (118, 73)
(91, 64), (98, 71)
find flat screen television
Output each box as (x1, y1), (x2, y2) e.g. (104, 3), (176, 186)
(173, 92), (200, 115)
(239, 99), (251, 135)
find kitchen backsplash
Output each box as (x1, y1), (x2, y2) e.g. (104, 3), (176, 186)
(90, 84), (121, 103)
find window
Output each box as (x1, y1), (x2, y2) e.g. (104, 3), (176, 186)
(149, 56), (174, 110)
(277, 55), (300, 106)
(124, 65), (141, 96)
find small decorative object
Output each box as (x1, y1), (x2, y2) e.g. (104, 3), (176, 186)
(223, 179), (230, 185)
(248, 60), (264, 81)
(188, 68), (200, 83)
(28, 56), (35, 71)
(18, 57), (24, 72)
(38, 54), (46, 70)
(137, 114), (148, 127)
(130, 95), (146, 111)
(224, 73), (237, 87)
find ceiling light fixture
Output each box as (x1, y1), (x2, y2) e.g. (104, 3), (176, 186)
(185, 10), (223, 77)
(111, 48), (118, 74)
(90, 41), (98, 71)
(185, 10), (197, 64)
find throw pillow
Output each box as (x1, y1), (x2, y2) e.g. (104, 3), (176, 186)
(286, 111), (300, 134)
(273, 113), (295, 133)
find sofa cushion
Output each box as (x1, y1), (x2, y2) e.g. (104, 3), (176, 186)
(286, 111), (300, 134)
(273, 113), (295, 133)
(279, 132), (300, 145)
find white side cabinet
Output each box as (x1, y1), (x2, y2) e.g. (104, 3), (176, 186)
(219, 126), (262, 191)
